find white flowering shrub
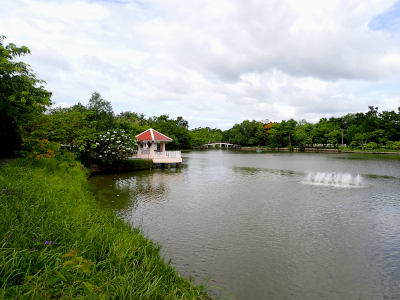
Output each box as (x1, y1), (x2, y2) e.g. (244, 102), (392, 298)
(94, 129), (137, 164)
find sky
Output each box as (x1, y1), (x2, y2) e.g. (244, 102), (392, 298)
(1, 0), (400, 129)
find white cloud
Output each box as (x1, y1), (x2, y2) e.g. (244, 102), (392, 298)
(1, 0), (400, 129)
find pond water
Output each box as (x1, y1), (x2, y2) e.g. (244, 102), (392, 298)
(90, 151), (400, 299)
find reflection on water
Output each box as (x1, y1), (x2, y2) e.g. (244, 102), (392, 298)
(90, 151), (400, 300)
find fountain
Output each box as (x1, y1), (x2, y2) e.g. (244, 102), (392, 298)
(302, 172), (364, 188)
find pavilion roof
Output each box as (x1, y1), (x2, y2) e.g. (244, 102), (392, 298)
(135, 128), (173, 142)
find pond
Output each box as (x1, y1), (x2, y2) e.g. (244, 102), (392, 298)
(90, 151), (400, 299)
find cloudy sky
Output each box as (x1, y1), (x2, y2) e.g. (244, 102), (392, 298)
(2, 0), (400, 129)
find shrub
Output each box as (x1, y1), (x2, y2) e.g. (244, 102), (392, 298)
(121, 159), (153, 171)
(385, 141), (400, 150)
(349, 141), (360, 149)
(93, 129), (137, 164)
(365, 142), (378, 150)
(392, 141), (400, 150)
(386, 141), (394, 149)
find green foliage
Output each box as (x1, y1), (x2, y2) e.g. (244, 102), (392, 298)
(62, 249), (94, 275)
(268, 124), (285, 148)
(314, 118), (339, 145)
(325, 129), (341, 147)
(191, 127), (222, 147)
(293, 120), (317, 147)
(0, 36), (52, 156)
(0, 158), (210, 299)
(353, 132), (374, 150)
(94, 130), (137, 164)
(120, 159), (153, 171)
(220, 107), (399, 150)
(365, 142), (378, 150)
(268, 120), (297, 148)
(86, 92), (115, 130)
(254, 123), (268, 145)
(222, 120), (260, 146)
(386, 141), (400, 150)
(20, 109), (97, 164)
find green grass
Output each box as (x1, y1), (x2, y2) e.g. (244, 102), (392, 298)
(340, 147), (400, 153)
(0, 156), (211, 299)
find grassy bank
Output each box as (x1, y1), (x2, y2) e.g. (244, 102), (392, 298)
(340, 148), (400, 154)
(0, 155), (210, 299)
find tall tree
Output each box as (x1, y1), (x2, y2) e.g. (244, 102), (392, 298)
(0, 36), (52, 156)
(86, 92), (114, 130)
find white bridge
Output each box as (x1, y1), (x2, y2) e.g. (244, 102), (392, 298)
(204, 142), (234, 148)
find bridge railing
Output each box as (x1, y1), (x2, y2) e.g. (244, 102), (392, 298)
(204, 142), (234, 147)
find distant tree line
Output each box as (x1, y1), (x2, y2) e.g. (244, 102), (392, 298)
(222, 106), (400, 150)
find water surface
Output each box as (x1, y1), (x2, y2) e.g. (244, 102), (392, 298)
(91, 151), (400, 299)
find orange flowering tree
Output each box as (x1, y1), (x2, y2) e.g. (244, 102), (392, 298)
(20, 109), (97, 163)
(20, 138), (60, 160)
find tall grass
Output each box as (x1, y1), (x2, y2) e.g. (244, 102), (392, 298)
(0, 155), (211, 299)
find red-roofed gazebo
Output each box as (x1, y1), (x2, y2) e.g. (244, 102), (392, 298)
(136, 128), (173, 143)
(135, 128), (182, 166)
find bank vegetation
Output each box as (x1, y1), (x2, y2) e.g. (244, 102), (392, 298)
(0, 156), (211, 299)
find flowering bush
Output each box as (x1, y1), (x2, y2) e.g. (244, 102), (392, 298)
(94, 129), (137, 164)
(21, 138), (61, 160)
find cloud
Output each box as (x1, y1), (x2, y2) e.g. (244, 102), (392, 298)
(1, 0), (400, 129)
(21, 46), (71, 83)
(369, 1), (400, 32)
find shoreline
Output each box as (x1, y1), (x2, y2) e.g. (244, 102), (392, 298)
(230, 147), (400, 155)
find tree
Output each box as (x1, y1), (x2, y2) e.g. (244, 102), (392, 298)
(269, 123), (286, 148)
(353, 132), (374, 150)
(222, 120), (259, 146)
(255, 123), (268, 145)
(191, 127), (222, 147)
(285, 119), (298, 147)
(325, 129), (341, 148)
(87, 92), (113, 115)
(86, 92), (114, 130)
(293, 120), (317, 148)
(176, 116), (189, 129)
(0, 36), (52, 156)
(378, 110), (400, 142)
(20, 108), (98, 163)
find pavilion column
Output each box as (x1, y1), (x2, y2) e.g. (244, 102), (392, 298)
(150, 141), (155, 157)
(137, 142), (142, 158)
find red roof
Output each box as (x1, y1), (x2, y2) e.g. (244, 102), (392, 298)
(136, 128), (173, 142)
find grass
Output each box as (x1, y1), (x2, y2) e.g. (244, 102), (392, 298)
(340, 147), (400, 153)
(0, 155), (211, 299)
